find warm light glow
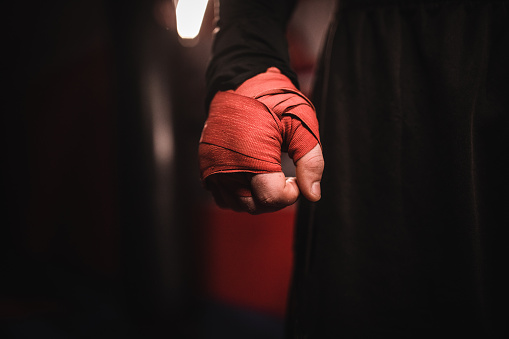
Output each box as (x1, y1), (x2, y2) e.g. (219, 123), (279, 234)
(176, 0), (209, 39)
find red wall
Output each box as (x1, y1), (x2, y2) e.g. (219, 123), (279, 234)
(201, 204), (296, 318)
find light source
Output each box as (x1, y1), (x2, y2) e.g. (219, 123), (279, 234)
(175, 0), (209, 40)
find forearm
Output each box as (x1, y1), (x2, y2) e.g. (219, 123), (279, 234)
(205, 0), (299, 106)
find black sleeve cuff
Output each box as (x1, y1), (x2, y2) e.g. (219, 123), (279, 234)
(205, 0), (299, 107)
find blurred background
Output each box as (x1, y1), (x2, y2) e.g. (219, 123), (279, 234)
(1, 0), (333, 338)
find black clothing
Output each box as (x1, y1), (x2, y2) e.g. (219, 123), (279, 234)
(206, 0), (509, 337)
(205, 0), (299, 106)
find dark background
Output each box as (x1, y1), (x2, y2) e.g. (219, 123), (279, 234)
(1, 1), (332, 338)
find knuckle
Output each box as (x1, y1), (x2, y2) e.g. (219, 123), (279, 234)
(240, 197), (257, 214)
(256, 194), (288, 210)
(257, 195), (276, 206)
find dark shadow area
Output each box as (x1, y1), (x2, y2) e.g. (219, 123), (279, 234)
(1, 1), (332, 338)
(2, 0), (206, 337)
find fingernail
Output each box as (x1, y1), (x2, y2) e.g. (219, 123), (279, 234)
(311, 182), (321, 198)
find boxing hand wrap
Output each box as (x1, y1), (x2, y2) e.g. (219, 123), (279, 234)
(199, 67), (320, 182)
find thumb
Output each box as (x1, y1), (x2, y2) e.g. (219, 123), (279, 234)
(295, 143), (324, 202)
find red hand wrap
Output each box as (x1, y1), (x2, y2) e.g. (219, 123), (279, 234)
(199, 67), (320, 181)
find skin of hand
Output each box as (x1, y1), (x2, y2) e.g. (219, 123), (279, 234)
(205, 143), (324, 214)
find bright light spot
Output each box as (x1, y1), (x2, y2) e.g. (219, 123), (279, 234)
(176, 0), (209, 40)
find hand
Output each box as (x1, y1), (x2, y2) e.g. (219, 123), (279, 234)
(206, 143), (323, 214)
(199, 67), (323, 214)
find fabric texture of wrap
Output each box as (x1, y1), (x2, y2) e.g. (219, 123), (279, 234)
(199, 67), (320, 182)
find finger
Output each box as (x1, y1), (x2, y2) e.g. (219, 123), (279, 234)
(211, 183), (257, 213)
(206, 179), (229, 209)
(295, 143), (324, 202)
(251, 172), (300, 211)
(211, 189), (229, 209)
(206, 173), (257, 213)
(221, 190), (254, 213)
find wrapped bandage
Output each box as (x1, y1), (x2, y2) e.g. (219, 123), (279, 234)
(199, 67), (320, 182)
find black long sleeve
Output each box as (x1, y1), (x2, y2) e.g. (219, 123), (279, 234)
(205, 0), (299, 106)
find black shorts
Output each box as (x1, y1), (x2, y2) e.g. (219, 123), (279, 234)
(289, 1), (509, 337)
